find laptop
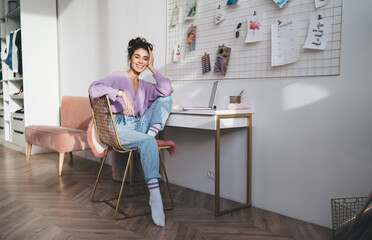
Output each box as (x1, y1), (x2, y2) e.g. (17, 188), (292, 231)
(183, 81), (219, 110)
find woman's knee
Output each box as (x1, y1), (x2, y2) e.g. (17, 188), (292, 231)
(155, 96), (173, 111)
(156, 96), (173, 105)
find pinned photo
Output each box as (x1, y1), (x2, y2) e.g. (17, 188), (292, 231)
(272, 0), (291, 8)
(214, 45), (231, 75)
(173, 44), (181, 63)
(315, 0), (330, 8)
(187, 26), (197, 52)
(227, 0), (239, 6)
(186, 0), (197, 20)
(215, 6), (226, 24)
(171, 5), (180, 26)
(245, 13), (263, 43)
(201, 53), (211, 74)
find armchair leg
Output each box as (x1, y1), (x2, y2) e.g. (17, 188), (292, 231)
(59, 152), (65, 176)
(26, 143), (32, 164)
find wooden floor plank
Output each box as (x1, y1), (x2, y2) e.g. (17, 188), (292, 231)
(0, 145), (332, 239)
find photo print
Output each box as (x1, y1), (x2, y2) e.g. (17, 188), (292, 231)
(186, 0), (197, 20)
(215, 6), (226, 24)
(227, 0), (239, 6)
(214, 45), (231, 75)
(201, 53), (211, 74)
(173, 44), (181, 62)
(315, 0), (330, 8)
(245, 13), (263, 43)
(272, 0), (291, 8)
(171, 5), (180, 26)
(187, 25), (197, 52)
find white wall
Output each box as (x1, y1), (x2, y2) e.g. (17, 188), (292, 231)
(57, 0), (167, 97)
(22, 0), (60, 127)
(57, 0), (372, 228)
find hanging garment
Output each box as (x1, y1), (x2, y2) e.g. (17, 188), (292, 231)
(14, 29), (22, 75)
(5, 32), (14, 70)
(12, 29), (20, 73)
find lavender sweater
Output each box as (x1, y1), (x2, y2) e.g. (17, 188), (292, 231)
(88, 71), (173, 116)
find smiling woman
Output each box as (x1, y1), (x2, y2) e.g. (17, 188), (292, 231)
(88, 37), (174, 227)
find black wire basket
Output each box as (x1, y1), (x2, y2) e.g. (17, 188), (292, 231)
(331, 196), (372, 240)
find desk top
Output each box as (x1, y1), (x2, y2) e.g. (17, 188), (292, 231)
(171, 109), (254, 116)
(167, 109), (253, 130)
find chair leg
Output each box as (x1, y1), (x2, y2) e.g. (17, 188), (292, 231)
(114, 150), (132, 219)
(129, 153), (134, 187)
(69, 152), (73, 160)
(91, 148), (172, 220)
(91, 148), (109, 201)
(159, 149), (175, 210)
(59, 152), (65, 176)
(26, 143), (32, 164)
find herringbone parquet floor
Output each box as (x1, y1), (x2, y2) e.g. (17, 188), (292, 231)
(0, 145), (332, 240)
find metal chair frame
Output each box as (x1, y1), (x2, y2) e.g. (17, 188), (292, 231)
(89, 95), (174, 220)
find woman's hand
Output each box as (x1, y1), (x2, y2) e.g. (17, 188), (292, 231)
(147, 47), (157, 74)
(118, 90), (135, 116)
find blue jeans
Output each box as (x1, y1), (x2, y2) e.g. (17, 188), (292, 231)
(114, 96), (173, 183)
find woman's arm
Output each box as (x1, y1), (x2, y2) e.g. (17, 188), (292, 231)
(88, 73), (135, 116)
(152, 72), (174, 97)
(117, 90), (135, 116)
(147, 47), (157, 75)
(88, 75), (119, 102)
(146, 47), (174, 98)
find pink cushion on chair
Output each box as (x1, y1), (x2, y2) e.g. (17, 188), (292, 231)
(61, 96), (92, 130)
(157, 140), (177, 156)
(25, 125), (90, 153)
(87, 120), (107, 158)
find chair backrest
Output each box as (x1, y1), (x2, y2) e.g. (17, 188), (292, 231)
(89, 95), (126, 151)
(61, 96), (92, 130)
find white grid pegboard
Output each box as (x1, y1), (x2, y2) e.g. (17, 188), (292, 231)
(166, 0), (343, 81)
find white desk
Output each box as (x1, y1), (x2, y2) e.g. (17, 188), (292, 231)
(165, 109), (253, 216)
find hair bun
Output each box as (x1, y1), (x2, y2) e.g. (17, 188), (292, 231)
(127, 37), (154, 60)
(129, 37), (148, 48)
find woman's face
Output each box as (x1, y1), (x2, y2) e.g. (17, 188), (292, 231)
(129, 48), (149, 73)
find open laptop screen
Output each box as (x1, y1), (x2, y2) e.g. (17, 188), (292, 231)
(183, 81), (219, 110)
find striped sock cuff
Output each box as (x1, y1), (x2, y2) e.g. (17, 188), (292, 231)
(148, 181), (159, 190)
(148, 125), (161, 137)
(148, 128), (158, 134)
(149, 125), (160, 132)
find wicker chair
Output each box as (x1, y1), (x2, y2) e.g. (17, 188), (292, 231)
(89, 94), (174, 220)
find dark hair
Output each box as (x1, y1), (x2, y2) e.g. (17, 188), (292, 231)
(127, 37), (153, 61)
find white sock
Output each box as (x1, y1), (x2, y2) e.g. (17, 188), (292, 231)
(147, 124), (161, 137)
(148, 178), (165, 227)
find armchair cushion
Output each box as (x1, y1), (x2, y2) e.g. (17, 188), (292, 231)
(25, 125), (89, 153)
(61, 96), (92, 130)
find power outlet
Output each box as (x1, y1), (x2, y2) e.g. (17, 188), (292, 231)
(207, 169), (215, 180)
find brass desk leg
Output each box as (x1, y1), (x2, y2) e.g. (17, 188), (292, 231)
(215, 114), (252, 216)
(215, 116), (221, 216)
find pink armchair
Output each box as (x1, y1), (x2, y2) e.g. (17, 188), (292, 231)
(25, 96), (92, 175)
